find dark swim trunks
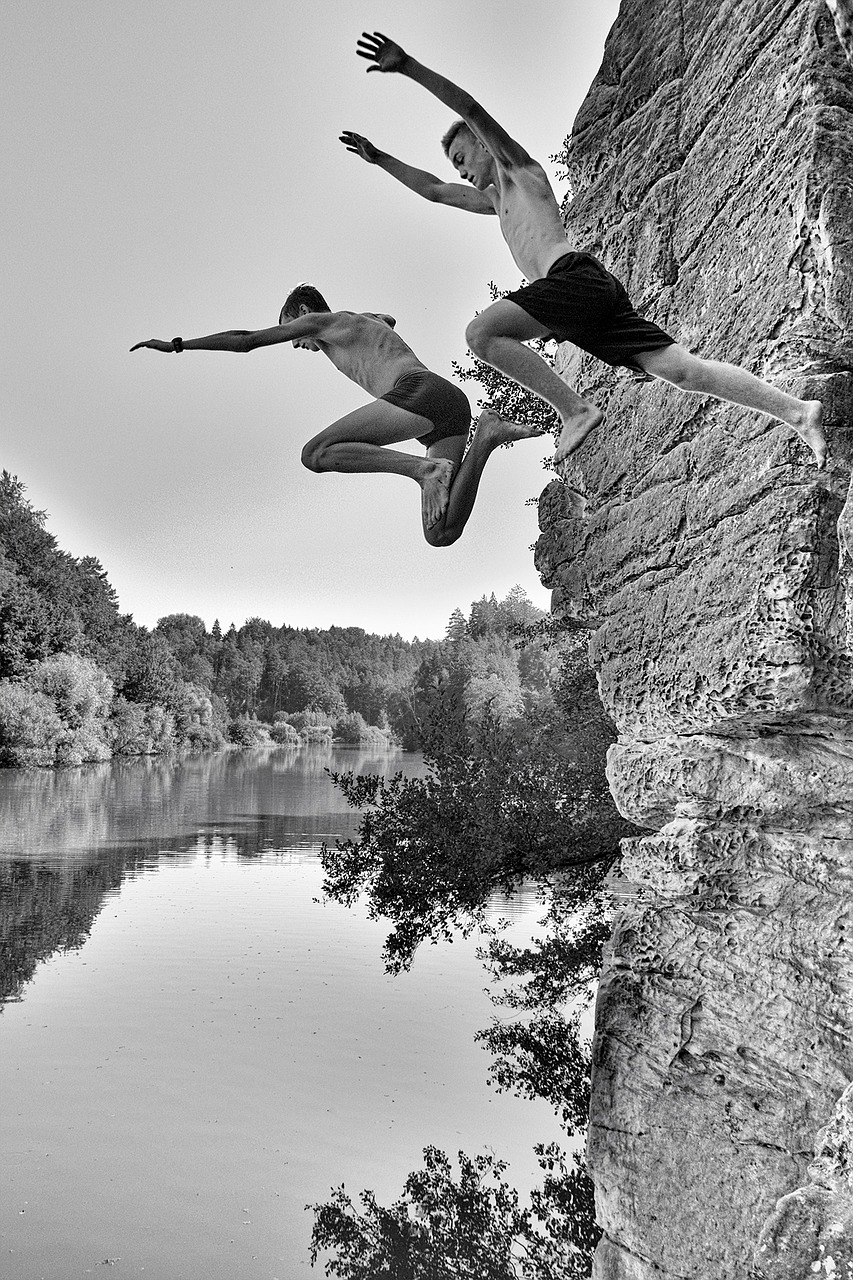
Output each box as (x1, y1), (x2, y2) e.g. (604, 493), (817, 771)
(504, 251), (675, 377)
(380, 368), (471, 449)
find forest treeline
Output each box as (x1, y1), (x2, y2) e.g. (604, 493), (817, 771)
(0, 469), (550, 766)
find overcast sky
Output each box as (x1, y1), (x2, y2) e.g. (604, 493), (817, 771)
(1, 0), (617, 639)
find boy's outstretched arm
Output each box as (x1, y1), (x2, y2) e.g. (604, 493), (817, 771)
(356, 31), (531, 168)
(130, 315), (325, 354)
(339, 130), (494, 213)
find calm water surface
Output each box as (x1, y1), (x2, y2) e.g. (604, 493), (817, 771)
(0, 746), (556, 1280)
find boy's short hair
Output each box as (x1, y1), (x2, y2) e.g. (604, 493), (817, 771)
(280, 283), (331, 324)
(441, 119), (474, 157)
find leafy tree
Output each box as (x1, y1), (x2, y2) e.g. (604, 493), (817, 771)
(107, 696), (150, 755)
(308, 1145), (594, 1280)
(155, 614), (215, 688)
(0, 578), (55, 677)
(335, 711), (379, 745)
(259, 646), (289, 716)
(320, 634), (628, 974)
(500, 584), (544, 631)
(468, 592), (502, 639)
(0, 681), (65, 766)
(0, 474), (127, 663)
(121, 631), (180, 708)
(141, 702), (175, 752)
(19, 653), (114, 765)
(31, 652), (113, 730)
(282, 662), (347, 718)
(73, 556), (127, 672)
(171, 682), (227, 750)
(458, 635), (526, 723)
(229, 715), (272, 746)
(0, 472), (69, 598)
(227, 632), (266, 714)
(271, 716), (300, 745)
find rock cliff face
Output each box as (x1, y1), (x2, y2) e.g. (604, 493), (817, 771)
(827, 0), (853, 66)
(534, 1), (853, 1274)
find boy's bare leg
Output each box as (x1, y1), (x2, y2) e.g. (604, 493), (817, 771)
(301, 400), (458, 527)
(637, 343), (827, 467)
(302, 398), (546, 543)
(464, 299), (603, 466)
(425, 409), (548, 547)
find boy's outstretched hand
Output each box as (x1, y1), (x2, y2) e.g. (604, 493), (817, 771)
(356, 32), (407, 73)
(130, 339), (179, 352)
(339, 131), (380, 162)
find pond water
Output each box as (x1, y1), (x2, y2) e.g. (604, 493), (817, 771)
(0, 746), (557, 1280)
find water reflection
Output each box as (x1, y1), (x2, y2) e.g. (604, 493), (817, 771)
(0, 746), (423, 1010)
(0, 744), (405, 860)
(0, 746), (553, 1280)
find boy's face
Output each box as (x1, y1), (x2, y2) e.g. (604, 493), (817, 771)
(449, 132), (492, 189)
(289, 303), (320, 352)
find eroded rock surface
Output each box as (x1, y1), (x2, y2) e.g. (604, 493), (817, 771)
(535, 0), (853, 1274)
(755, 1082), (853, 1277)
(827, 0), (853, 67)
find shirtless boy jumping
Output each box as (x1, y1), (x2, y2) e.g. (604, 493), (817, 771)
(342, 31), (826, 469)
(131, 284), (542, 546)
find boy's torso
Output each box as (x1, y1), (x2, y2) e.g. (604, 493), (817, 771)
(317, 311), (427, 398)
(487, 159), (572, 282)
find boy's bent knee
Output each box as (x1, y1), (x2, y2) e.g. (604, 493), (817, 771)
(642, 343), (703, 389)
(424, 524), (461, 549)
(465, 314), (496, 358)
(301, 440), (325, 472)
(669, 351), (703, 388)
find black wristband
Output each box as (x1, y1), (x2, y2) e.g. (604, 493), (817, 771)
(172, 336), (184, 353)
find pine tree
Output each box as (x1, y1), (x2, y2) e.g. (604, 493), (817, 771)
(445, 607), (468, 642)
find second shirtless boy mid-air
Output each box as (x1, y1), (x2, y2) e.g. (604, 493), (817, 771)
(132, 284), (542, 546)
(342, 31), (826, 468)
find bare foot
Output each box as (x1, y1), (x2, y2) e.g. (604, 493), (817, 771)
(553, 406), (603, 466)
(792, 400), (826, 468)
(419, 457), (455, 528)
(473, 407), (550, 448)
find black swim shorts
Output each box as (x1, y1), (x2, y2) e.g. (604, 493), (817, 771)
(504, 250), (675, 376)
(380, 368), (472, 449)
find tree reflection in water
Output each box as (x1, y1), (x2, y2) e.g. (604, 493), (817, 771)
(0, 744), (423, 1008)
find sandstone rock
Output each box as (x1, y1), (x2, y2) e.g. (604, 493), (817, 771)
(590, 818), (853, 1276)
(608, 731), (853, 832)
(827, 0), (853, 67)
(535, 0), (853, 1274)
(754, 1081), (853, 1276)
